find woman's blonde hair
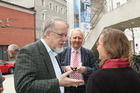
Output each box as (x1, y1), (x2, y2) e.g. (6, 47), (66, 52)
(99, 28), (132, 68)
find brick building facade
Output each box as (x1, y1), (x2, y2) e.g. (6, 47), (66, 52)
(0, 1), (35, 61)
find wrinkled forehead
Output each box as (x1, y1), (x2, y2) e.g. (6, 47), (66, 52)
(53, 21), (68, 31)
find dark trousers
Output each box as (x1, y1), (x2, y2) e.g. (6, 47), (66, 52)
(69, 85), (85, 93)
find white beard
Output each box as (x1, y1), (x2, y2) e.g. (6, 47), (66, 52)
(54, 47), (64, 53)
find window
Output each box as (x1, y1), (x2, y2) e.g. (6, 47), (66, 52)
(60, 8), (63, 13)
(64, 9), (67, 14)
(41, 0), (45, 6)
(55, 6), (58, 11)
(41, 13), (45, 20)
(49, 3), (53, 9)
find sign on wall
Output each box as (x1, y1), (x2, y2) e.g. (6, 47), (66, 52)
(74, 0), (80, 28)
(80, 0), (92, 32)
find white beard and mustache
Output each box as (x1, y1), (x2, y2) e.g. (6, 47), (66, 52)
(54, 42), (65, 53)
(54, 47), (64, 53)
(54, 42), (66, 53)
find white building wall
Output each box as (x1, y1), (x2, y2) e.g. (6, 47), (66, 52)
(106, 0), (140, 55)
(67, 0), (74, 32)
(106, 0), (127, 11)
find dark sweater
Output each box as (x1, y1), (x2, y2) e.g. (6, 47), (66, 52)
(86, 67), (140, 93)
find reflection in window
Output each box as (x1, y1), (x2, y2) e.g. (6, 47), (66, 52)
(0, 61), (5, 65)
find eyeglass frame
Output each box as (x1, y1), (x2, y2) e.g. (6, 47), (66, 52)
(50, 30), (67, 38)
(96, 42), (102, 46)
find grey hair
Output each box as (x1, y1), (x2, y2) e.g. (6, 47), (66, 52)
(8, 44), (19, 53)
(70, 28), (84, 38)
(42, 17), (69, 37)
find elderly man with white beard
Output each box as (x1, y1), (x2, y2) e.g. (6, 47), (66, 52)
(14, 17), (84, 93)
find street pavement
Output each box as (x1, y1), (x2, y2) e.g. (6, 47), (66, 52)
(2, 74), (16, 93)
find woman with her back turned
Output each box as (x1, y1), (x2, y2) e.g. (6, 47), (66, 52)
(86, 28), (140, 93)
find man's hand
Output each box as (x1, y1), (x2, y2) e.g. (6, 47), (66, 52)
(0, 88), (3, 93)
(76, 66), (86, 74)
(64, 66), (72, 72)
(58, 70), (84, 87)
(65, 66), (86, 74)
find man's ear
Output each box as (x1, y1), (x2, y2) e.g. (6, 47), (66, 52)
(46, 30), (51, 38)
(8, 50), (13, 59)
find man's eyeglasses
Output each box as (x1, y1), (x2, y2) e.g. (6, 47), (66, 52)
(51, 31), (67, 38)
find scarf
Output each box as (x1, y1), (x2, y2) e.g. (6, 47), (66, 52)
(101, 58), (130, 69)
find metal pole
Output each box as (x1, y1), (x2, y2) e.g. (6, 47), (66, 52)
(130, 28), (135, 55)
